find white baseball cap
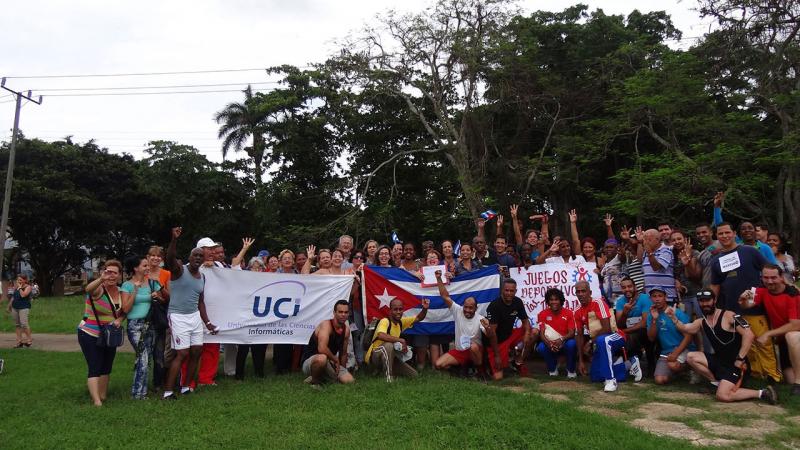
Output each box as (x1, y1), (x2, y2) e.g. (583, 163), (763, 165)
(196, 237), (217, 248)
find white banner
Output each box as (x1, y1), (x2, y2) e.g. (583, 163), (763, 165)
(510, 262), (600, 328)
(202, 267), (354, 344)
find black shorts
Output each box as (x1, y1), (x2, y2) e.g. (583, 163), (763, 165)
(778, 341), (792, 370)
(707, 353), (742, 385)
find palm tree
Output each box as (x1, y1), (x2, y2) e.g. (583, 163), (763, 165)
(214, 85), (266, 186)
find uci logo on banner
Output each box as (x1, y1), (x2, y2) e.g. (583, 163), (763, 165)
(251, 280), (307, 319)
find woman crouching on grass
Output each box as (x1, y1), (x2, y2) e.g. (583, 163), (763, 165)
(78, 260), (125, 406)
(7, 275), (33, 347)
(121, 255), (163, 399)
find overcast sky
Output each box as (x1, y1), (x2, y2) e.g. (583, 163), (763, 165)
(0, 0), (712, 163)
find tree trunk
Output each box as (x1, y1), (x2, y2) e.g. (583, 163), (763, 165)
(447, 141), (485, 220)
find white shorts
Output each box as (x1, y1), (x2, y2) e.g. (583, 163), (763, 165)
(169, 311), (204, 350)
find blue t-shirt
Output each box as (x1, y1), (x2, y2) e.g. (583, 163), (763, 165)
(614, 293), (652, 328)
(646, 308), (695, 355)
(121, 280), (162, 320)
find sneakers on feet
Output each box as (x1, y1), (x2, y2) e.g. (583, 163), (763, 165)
(162, 392), (177, 400)
(761, 385), (778, 405)
(567, 371), (577, 379)
(548, 370), (558, 376)
(628, 356), (642, 382)
(180, 386), (193, 395)
(603, 379), (618, 392)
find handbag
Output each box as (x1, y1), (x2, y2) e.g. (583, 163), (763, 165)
(146, 279), (169, 332)
(89, 287), (124, 348)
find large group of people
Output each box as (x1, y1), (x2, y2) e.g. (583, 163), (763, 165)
(4, 192), (791, 406)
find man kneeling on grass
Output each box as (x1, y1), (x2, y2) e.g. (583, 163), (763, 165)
(432, 271), (491, 378)
(366, 298), (429, 382)
(574, 281), (641, 392)
(646, 287), (694, 385)
(301, 300), (354, 388)
(667, 290), (777, 404)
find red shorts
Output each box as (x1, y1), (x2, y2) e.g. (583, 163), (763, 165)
(487, 327), (525, 373)
(447, 348), (473, 366)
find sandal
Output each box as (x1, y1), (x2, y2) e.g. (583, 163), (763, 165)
(13, 343), (24, 348)
(24, 342), (32, 347)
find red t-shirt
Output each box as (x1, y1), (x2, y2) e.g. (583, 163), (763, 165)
(754, 286), (800, 332)
(538, 307), (575, 337)
(574, 298), (624, 339)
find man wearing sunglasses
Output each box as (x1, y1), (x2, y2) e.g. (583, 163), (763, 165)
(667, 290), (777, 404)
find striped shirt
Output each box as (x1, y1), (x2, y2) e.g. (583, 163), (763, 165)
(78, 291), (120, 338)
(642, 244), (676, 301)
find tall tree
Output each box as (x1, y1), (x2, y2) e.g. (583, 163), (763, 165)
(214, 85), (268, 186)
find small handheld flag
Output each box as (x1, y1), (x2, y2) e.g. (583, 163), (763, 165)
(391, 230), (402, 244)
(454, 240), (461, 256)
(480, 209), (497, 221)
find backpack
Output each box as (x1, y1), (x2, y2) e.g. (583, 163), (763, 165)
(361, 317), (393, 351)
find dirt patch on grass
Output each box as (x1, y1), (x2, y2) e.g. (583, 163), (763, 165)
(711, 402), (786, 417)
(583, 390), (628, 405)
(655, 391), (711, 402)
(579, 405), (625, 417)
(539, 380), (591, 392)
(631, 419), (739, 446)
(637, 402), (703, 419)
(502, 385), (528, 394)
(700, 419), (780, 440)
(538, 393), (569, 402)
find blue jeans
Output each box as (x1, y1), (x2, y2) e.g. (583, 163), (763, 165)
(537, 339), (577, 373)
(127, 319), (154, 399)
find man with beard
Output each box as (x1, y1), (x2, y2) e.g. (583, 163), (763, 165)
(739, 265), (800, 394)
(668, 290), (777, 404)
(614, 277), (654, 376)
(432, 271), (490, 375)
(301, 300), (355, 387)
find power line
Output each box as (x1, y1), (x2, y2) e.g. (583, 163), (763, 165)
(31, 81), (281, 92)
(4, 66), (314, 79)
(43, 88), (276, 97)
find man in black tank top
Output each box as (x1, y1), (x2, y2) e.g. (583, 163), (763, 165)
(301, 300), (354, 387)
(666, 290), (777, 404)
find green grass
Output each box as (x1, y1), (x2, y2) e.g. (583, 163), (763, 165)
(1, 295), (83, 333)
(0, 350), (695, 450)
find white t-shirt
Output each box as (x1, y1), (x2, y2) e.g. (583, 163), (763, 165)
(449, 303), (485, 351)
(546, 255), (587, 266)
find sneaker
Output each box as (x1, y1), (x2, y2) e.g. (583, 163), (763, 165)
(309, 383), (323, 391)
(180, 386), (193, 395)
(567, 371), (577, 379)
(303, 376), (313, 384)
(628, 356), (642, 382)
(761, 385), (778, 405)
(603, 379), (618, 392)
(548, 370), (558, 376)
(162, 392), (177, 400)
(689, 371), (702, 385)
(791, 384), (800, 396)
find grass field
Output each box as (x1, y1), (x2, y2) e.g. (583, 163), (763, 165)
(0, 349), (696, 450)
(1, 295), (83, 333)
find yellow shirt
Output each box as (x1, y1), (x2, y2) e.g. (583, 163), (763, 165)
(366, 316), (416, 362)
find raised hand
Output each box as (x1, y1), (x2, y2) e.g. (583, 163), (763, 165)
(420, 298), (430, 309)
(307, 244), (317, 258)
(475, 218), (486, 229)
(635, 226), (644, 243)
(171, 227), (182, 240)
(241, 237), (255, 250)
(510, 204), (519, 218)
(650, 305), (660, 320)
(548, 239), (560, 254)
(497, 214), (504, 227)
(569, 209), (577, 223)
(713, 191), (725, 208)
(664, 306), (676, 319)
(603, 214), (614, 227)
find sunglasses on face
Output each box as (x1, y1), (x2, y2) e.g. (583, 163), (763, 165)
(697, 290), (714, 299)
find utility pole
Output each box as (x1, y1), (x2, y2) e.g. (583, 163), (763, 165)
(0, 78), (42, 291)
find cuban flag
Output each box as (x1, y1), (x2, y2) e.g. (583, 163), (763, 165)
(453, 240), (461, 256)
(480, 209), (497, 221)
(362, 265), (500, 335)
(391, 230), (402, 244)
